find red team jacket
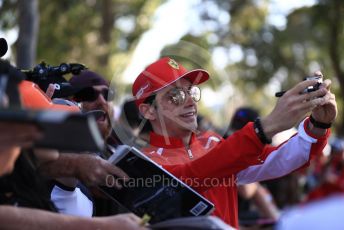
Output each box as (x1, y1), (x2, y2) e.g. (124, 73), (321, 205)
(142, 119), (330, 228)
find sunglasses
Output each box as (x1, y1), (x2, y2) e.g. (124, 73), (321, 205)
(74, 87), (115, 102)
(166, 86), (201, 106)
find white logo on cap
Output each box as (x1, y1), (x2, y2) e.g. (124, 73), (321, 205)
(136, 83), (150, 99)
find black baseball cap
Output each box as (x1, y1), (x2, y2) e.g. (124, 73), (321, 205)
(69, 70), (114, 102)
(70, 70), (109, 88)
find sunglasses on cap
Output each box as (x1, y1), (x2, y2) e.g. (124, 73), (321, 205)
(166, 86), (201, 106)
(73, 87), (115, 102)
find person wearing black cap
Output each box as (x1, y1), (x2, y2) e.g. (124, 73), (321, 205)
(69, 70), (128, 216)
(70, 70), (115, 141)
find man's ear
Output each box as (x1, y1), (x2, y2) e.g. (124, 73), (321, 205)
(139, 103), (156, 120)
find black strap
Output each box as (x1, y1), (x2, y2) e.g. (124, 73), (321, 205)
(253, 117), (272, 144)
(309, 115), (332, 129)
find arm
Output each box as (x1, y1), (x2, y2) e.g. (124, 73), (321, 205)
(237, 119), (330, 184)
(251, 184), (280, 220)
(0, 206), (145, 230)
(163, 79), (334, 190)
(238, 183), (258, 199)
(237, 78), (336, 184)
(238, 183), (279, 220)
(162, 122), (266, 190)
(37, 153), (128, 187)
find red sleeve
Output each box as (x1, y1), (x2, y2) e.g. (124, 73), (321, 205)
(163, 122), (266, 190)
(276, 118), (331, 171)
(253, 120), (330, 170)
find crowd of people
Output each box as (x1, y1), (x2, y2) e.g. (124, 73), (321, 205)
(0, 53), (341, 230)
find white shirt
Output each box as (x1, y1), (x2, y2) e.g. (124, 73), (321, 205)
(51, 184), (93, 217)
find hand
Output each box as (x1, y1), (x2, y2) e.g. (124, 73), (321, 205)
(0, 122), (41, 176)
(94, 213), (147, 230)
(310, 79), (337, 124)
(75, 154), (129, 187)
(261, 79), (329, 139)
(37, 153), (129, 188)
(0, 147), (20, 176)
(34, 148), (60, 163)
(0, 122), (42, 150)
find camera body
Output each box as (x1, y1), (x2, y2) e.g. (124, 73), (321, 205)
(23, 62), (86, 82)
(303, 76), (323, 94)
(275, 74), (323, 97)
(21, 62), (87, 98)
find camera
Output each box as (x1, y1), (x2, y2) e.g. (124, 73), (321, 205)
(303, 76), (323, 94)
(275, 74), (323, 97)
(22, 62), (86, 81)
(21, 62), (87, 98)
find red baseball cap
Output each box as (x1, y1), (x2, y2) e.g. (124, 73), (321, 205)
(132, 57), (209, 107)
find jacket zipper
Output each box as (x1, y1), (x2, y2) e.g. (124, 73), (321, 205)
(186, 147), (193, 159)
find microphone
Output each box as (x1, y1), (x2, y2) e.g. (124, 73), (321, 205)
(0, 38), (8, 58)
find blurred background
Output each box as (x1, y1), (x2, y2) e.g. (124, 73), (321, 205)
(2, 2), (344, 228)
(0, 0), (343, 134)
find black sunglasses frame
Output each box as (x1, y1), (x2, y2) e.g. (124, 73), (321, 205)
(74, 87), (115, 102)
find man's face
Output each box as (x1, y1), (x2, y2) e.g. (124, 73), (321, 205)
(81, 85), (112, 139)
(152, 78), (199, 136)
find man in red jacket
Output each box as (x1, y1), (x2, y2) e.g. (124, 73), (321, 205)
(131, 57), (337, 228)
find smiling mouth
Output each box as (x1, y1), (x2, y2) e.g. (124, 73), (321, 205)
(180, 111), (196, 118)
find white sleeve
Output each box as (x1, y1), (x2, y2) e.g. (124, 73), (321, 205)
(51, 185), (93, 217)
(236, 119), (317, 185)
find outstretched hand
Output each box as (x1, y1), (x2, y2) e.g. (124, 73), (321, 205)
(310, 79), (337, 124)
(37, 153), (129, 189)
(261, 79), (330, 139)
(75, 154), (129, 188)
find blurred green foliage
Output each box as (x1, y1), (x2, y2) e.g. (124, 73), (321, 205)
(0, 0), (162, 80)
(1, 0), (344, 133)
(192, 0), (344, 133)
